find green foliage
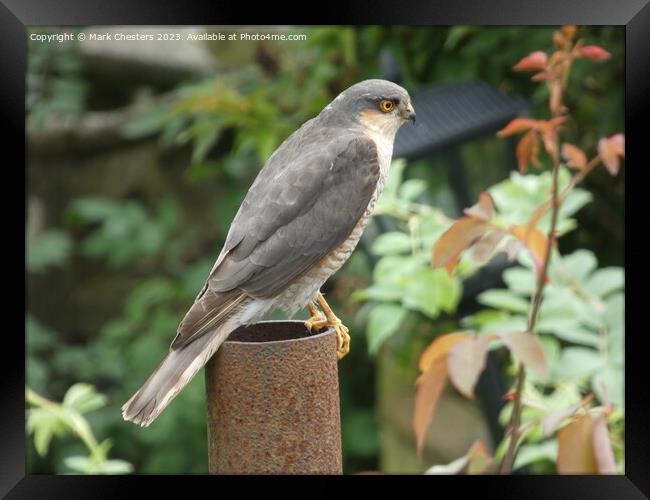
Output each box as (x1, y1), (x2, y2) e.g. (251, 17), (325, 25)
(26, 384), (133, 474)
(489, 168), (592, 235)
(355, 160), (463, 354)
(68, 197), (180, 268)
(27, 28), (87, 125)
(27, 228), (72, 273)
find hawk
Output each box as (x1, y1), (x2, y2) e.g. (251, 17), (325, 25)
(123, 79), (416, 426)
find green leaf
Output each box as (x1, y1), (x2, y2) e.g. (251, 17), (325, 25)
(554, 347), (606, 380)
(366, 303), (407, 354)
(592, 364), (623, 409)
(558, 250), (597, 282)
(399, 179), (427, 201)
(477, 289), (530, 313)
(403, 267), (458, 318)
(27, 229), (72, 273)
(93, 459), (134, 475)
(586, 268), (624, 298)
(514, 440), (558, 470)
(371, 232), (412, 256)
(604, 293), (624, 332)
(352, 283), (403, 302)
(64, 455), (93, 474)
(63, 383), (107, 414)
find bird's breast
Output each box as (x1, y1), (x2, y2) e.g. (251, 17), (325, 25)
(274, 144), (392, 317)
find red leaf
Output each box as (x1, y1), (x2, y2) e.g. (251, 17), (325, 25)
(598, 133), (625, 176)
(413, 356), (448, 456)
(592, 415), (617, 474)
(514, 51), (548, 71)
(447, 336), (491, 398)
(561, 143), (587, 171)
(502, 391), (518, 401)
(464, 192), (495, 221)
(471, 229), (508, 266)
(499, 332), (548, 378)
(577, 45), (611, 61)
(418, 332), (470, 373)
(497, 117), (539, 138)
(516, 130), (540, 173)
(431, 217), (489, 274)
(531, 71), (550, 82)
(557, 414), (598, 473)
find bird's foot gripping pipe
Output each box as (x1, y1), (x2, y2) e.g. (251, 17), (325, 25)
(304, 293), (350, 360)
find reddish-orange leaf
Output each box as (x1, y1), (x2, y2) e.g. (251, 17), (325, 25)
(499, 331), (548, 378)
(471, 229), (508, 266)
(414, 356), (448, 456)
(598, 133), (625, 176)
(548, 79), (564, 118)
(431, 217), (489, 273)
(561, 25), (577, 41)
(531, 71), (550, 82)
(557, 414), (598, 474)
(418, 332), (470, 373)
(515, 130), (537, 173)
(592, 415), (617, 474)
(524, 199), (552, 244)
(464, 192), (495, 221)
(553, 31), (566, 50)
(496, 117), (539, 138)
(561, 143), (588, 171)
(448, 336), (491, 398)
(510, 225), (549, 276)
(578, 45), (611, 61)
(502, 391), (518, 401)
(514, 51), (548, 71)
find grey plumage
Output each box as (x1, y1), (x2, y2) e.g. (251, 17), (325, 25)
(122, 79), (413, 427)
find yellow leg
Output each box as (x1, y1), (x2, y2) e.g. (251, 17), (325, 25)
(316, 292), (350, 360)
(305, 301), (328, 332)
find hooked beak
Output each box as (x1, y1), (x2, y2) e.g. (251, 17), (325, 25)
(404, 102), (416, 124)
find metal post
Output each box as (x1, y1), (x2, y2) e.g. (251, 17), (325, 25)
(205, 320), (342, 474)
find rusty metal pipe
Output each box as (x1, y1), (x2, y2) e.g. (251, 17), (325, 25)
(205, 320), (342, 474)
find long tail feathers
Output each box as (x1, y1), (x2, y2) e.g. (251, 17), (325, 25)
(121, 325), (231, 427)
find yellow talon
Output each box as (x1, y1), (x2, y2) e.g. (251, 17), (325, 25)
(303, 292), (351, 360)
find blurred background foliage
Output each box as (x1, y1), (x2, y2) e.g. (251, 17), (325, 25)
(26, 25), (623, 474)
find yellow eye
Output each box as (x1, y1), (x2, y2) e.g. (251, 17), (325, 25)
(379, 100), (394, 113)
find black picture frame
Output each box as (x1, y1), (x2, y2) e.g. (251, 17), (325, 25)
(5, 0), (646, 497)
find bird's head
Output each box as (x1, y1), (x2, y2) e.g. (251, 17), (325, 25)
(326, 79), (416, 137)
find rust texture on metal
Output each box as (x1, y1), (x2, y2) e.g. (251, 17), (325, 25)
(205, 320), (342, 474)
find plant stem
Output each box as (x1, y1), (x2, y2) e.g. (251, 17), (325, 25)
(499, 135), (563, 475)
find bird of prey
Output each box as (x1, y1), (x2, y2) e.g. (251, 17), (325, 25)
(122, 79), (416, 426)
